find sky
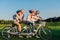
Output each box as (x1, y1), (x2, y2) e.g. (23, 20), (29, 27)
(0, 0), (60, 20)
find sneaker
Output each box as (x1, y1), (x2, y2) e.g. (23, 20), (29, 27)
(8, 35), (10, 38)
(26, 36), (32, 38)
(34, 30), (37, 33)
(7, 30), (10, 33)
(26, 36), (29, 38)
(35, 35), (40, 38)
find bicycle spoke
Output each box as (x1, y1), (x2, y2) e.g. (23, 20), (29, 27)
(38, 27), (52, 40)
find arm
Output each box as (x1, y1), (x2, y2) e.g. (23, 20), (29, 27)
(22, 14), (24, 21)
(32, 16), (40, 21)
(16, 14), (22, 22)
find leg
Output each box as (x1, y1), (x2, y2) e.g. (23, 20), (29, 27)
(31, 23), (35, 32)
(13, 20), (21, 32)
(28, 22), (35, 32)
(18, 24), (21, 32)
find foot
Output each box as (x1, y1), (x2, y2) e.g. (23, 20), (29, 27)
(35, 35), (40, 38)
(26, 36), (32, 38)
(19, 35), (23, 38)
(33, 30), (37, 33)
(7, 30), (10, 33)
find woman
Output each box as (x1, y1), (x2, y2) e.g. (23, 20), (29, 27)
(26, 9), (35, 32)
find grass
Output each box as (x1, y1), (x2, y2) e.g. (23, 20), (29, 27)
(0, 22), (60, 40)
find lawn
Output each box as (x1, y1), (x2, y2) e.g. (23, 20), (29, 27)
(0, 22), (60, 40)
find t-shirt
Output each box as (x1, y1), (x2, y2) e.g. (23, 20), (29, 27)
(13, 14), (24, 22)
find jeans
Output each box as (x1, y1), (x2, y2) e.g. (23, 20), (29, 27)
(27, 21), (35, 32)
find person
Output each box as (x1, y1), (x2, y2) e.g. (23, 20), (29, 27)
(34, 10), (42, 22)
(33, 10), (41, 38)
(26, 9), (35, 32)
(12, 9), (24, 32)
(26, 10), (41, 38)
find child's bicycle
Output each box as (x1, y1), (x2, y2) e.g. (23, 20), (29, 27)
(1, 21), (52, 40)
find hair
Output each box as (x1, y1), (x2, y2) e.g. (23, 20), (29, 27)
(36, 10), (40, 13)
(35, 10), (40, 14)
(29, 9), (34, 13)
(21, 9), (24, 11)
(16, 10), (21, 14)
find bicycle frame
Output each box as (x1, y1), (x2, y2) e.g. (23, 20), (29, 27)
(35, 21), (46, 32)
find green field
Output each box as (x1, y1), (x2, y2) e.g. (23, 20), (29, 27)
(0, 22), (60, 40)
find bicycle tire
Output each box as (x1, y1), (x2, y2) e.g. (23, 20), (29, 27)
(38, 27), (52, 40)
(1, 26), (14, 40)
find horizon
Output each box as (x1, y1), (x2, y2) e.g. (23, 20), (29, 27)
(0, 0), (60, 20)
(0, 16), (60, 20)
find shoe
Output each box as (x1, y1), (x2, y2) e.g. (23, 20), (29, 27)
(19, 35), (23, 38)
(26, 36), (32, 38)
(8, 35), (10, 38)
(34, 30), (37, 33)
(7, 30), (10, 33)
(35, 35), (40, 38)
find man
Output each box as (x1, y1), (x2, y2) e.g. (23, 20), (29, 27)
(13, 9), (24, 32)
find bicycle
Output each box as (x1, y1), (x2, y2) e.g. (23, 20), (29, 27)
(1, 20), (52, 40)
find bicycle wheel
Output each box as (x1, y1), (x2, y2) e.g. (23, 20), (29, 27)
(1, 26), (13, 40)
(38, 27), (52, 40)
